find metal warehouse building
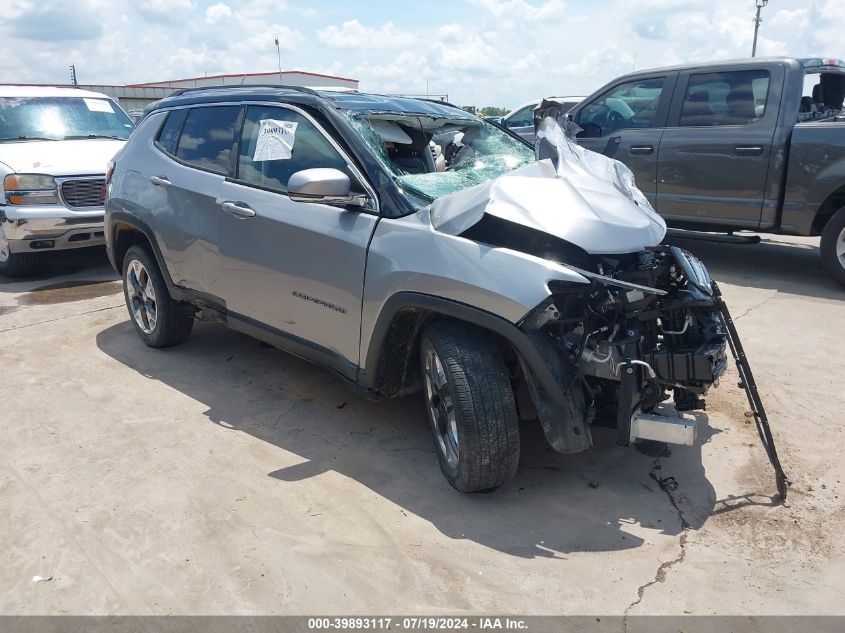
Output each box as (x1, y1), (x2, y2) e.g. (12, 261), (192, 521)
(5, 70), (359, 112)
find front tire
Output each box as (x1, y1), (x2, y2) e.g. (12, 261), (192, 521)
(0, 226), (39, 277)
(420, 320), (520, 492)
(122, 245), (194, 347)
(820, 206), (845, 288)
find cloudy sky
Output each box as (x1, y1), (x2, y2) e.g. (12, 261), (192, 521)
(2, 0), (840, 108)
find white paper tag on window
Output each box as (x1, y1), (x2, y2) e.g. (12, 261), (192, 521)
(253, 119), (298, 161)
(83, 98), (114, 113)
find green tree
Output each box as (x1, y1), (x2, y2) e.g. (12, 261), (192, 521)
(479, 106), (509, 117)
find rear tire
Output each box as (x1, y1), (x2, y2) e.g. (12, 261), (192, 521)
(420, 320), (520, 492)
(820, 206), (845, 289)
(122, 245), (194, 347)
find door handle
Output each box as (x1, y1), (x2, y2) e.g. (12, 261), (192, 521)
(149, 175), (171, 188)
(629, 145), (654, 155)
(221, 201), (256, 218)
(735, 145), (764, 156)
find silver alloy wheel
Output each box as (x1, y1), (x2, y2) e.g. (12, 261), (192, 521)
(126, 259), (157, 334)
(423, 347), (459, 467)
(0, 225), (9, 263)
(837, 224), (845, 270)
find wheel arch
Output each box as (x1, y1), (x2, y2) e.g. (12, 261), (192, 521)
(812, 186), (845, 235)
(359, 292), (567, 406)
(109, 212), (177, 294)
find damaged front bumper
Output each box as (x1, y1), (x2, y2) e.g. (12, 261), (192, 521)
(517, 245), (788, 499)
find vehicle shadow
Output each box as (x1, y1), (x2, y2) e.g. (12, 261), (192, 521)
(97, 319), (723, 559)
(0, 247), (116, 291)
(665, 234), (843, 301)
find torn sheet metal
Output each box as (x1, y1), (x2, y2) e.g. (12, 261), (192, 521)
(253, 119), (298, 161)
(429, 118), (666, 255)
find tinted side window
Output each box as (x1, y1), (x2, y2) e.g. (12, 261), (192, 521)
(679, 70), (770, 127)
(505, 105), (534, 128)
(155, 109), (187, 154)
(237, 106), (349, 193)
(175, 106), (240, 174)
(577, 77), (665, 138)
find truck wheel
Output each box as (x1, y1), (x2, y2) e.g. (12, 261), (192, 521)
(420, 320), (520, 492)
(821, 206), (845, 288)
(122, 245), (194, 347)
(0, 226), (39, 277)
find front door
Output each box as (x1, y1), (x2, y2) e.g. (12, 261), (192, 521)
(214, 104), (379, 370)
(571, 74), (676, 206)
(655, 66), (782, 228)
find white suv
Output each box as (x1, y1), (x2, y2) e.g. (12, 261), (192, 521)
(0, 86), (133, 275)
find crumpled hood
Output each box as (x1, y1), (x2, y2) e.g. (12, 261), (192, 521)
(0, 139), (125, 176)
(430, 118), (666, 255)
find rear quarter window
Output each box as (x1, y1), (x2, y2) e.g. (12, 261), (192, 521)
(155, 109), (187, 154)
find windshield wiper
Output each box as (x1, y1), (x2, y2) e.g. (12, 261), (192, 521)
(0, 135), (58, 142)
(63, 134), (126, 140)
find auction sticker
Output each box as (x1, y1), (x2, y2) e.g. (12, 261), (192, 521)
(253, 119), (298, 161)
(83, 98), (114, 113)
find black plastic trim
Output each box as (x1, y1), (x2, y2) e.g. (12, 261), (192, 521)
(360, 292), (566, 405)
(227, 311), (359, 383)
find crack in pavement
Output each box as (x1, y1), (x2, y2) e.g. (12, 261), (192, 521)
(733, 291), (778, 321)
(623, 459), (691, 628)
(0, 303), (123, 333)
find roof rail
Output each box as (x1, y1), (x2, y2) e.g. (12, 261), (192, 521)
(166, 84), (322, 98)
(417, 97), (463, 110)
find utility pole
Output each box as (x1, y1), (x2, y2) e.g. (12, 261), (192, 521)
(274, 34), (282, 84)
(751, 0), (768, 58)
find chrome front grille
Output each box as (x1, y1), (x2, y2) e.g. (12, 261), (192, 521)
(61, 178), (105, 208)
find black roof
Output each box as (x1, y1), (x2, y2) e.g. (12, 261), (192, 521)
(149, 85), (472, 119)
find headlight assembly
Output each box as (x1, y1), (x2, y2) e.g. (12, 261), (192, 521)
(3, 173), (59, 205)
(671, 246), (713, 295)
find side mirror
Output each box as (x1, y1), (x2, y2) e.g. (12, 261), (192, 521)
(287, 168), (368, 207)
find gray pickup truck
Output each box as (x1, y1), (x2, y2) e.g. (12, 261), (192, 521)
(559, 57), (845, 287)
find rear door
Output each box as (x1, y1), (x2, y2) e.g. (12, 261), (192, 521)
(147, 104), (241, 296)
(655, 65), (783, 228)
(214, 103), (379, 370)
(571, 73), (677, 205)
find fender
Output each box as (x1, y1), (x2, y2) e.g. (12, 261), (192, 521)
(359, 292), (568, 406)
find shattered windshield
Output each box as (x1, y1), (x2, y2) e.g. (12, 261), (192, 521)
(346, 111), (534, 202)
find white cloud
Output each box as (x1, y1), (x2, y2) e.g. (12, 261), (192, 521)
(137, 0), (195, 24)
(317, 20), (413, 49)
(469, 0), (567, 22)
(205, 2), (232, 24)
(769, 9), (809, 30)
(436, 23), (464, 42)
(0, 0), (840, 109)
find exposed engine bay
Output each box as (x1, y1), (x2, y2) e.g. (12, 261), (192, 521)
(519, 244), (727, 444)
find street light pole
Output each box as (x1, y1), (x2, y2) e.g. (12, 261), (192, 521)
(751, 0), (768, 58)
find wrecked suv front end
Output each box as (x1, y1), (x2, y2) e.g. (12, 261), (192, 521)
(344, 96), (786, 497)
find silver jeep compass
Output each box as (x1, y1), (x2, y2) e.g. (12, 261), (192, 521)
(105, 87), (787, 496)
